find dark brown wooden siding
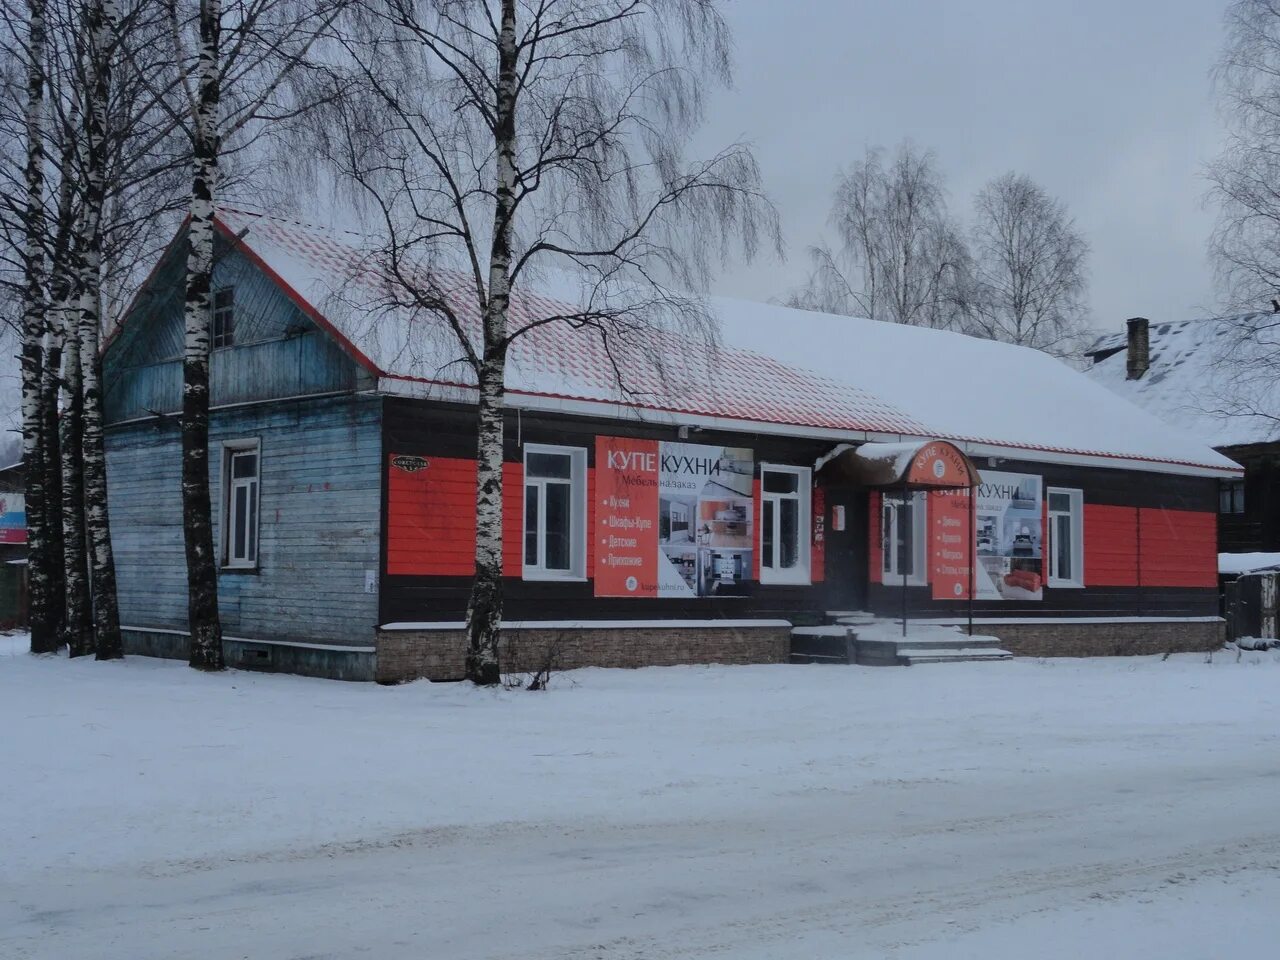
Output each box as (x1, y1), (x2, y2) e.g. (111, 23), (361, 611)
(868, 454), (1219, 620)
(381, 398), (1223, 625)
(1217, 442), (1280, 553)
(381, 398), (835, 624)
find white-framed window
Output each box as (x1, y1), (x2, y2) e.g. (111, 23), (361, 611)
(760, 464), (811, 585)
(1047, 486), (1084, 588)
(882, 491), (927, 585)
(522, 444), (587, 580)
(212, 287), (235, 349)
(222, 439), (260, 569)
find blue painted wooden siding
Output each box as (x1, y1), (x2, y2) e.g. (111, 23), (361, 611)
(104, 244), (371, 424)
(106, 394), (383, 646)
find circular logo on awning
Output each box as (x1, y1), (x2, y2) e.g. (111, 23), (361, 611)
(933, 458), (946, 479)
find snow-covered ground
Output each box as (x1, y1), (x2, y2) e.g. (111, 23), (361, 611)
(2, 632), (1279, 960)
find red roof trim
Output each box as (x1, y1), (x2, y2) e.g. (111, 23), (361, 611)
(212, 215), (384, 378)
(101, 213), (192, 355)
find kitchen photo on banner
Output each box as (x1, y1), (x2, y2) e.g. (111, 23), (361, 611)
(658, 443), (754, 598)
(974, 471), (1043, 600)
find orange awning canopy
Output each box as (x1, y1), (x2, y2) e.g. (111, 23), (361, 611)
(819, 439), (979, 489)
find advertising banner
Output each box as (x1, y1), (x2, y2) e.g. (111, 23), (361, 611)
(930, 488), (973, 600)
(974, 471), (1043, 600)
(0, 493), (26, 545)
(594, 437), (754, 597)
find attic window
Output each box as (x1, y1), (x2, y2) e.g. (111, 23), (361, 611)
(212, 287), (235, 349)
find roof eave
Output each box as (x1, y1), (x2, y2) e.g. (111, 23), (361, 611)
(375, 375), (1243, 479)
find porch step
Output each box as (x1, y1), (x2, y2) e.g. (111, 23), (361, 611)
(789, 625), (856, 664)
(897, 646), (1013, 665)
(792, 620), (1013, 667)
(854, 634), (1012, 666)
(827, 610), (876, 627)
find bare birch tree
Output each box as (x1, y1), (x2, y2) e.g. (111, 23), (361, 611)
(3, 0), (189, 656)
(76, 0), (125, 658)
(313, 0), (776, 684)
(163, 0), (350, 671)
(789, 141), (968, 328)
(964, 172), (1090, 357)
(9, 0), (60, 652)
(1210, 0), (1280, 309)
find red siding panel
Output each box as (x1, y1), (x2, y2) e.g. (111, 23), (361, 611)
(1083, 504), (1216, 588)
(1139, 507), (1217, 588)
(1083, 503), (1138, 587)
(387, 455), (523, 576)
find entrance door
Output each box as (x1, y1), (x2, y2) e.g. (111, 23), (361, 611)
(823, 487), (868, 612)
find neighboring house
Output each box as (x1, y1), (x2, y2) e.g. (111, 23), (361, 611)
(102, 210), (1238, 681)
(1086, 315), (1280, 555)
(0, 460), (27, 626)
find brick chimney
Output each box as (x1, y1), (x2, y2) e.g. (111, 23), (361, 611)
(1125, 317), (1150, 380)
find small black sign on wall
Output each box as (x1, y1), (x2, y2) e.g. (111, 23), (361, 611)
(392, 455), (429, 473)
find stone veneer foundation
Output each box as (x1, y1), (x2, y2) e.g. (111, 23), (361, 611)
(375, 620), (792, 682)
(965, 618), (1225, 658)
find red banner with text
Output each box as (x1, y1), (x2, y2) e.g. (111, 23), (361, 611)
(930, 488), (973, 600)
(593, 437), (662, 597)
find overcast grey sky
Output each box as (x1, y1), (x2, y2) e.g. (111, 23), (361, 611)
(696, 0), (1230, 337)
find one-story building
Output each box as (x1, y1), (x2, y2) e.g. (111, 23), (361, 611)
(102, 209), (1241, 680)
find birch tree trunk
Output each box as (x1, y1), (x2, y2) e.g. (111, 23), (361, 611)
(463, 0), (518, 686)
(464, 357), (506, 685)
(182, 0), (224, 671)
(81, 0), (123, 661)
(21, 0), (57, 654)
(41, 322), (65, 639)
(60, 294), (92, 658)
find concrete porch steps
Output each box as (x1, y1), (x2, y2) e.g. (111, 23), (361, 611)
(790, 622), (1013, 666)
(789, 626), (855, 665)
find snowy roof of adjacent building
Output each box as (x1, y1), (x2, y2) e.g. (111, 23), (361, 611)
(208, 208), (1238, 476)
(1219, 551), (1280, 576)
(1086, 315), (1280, 449)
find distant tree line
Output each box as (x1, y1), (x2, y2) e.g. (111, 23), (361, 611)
(788, 141), (1092, 360)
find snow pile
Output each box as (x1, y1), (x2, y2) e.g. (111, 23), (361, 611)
(1230, 637), (1280, 651)
(5, 633), (1280, 958)
(1219, 551), (1280, 576)
(853, 620), (1003, 647)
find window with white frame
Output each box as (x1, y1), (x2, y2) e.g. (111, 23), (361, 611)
(222, 440), (260, 568)
(881, 491), (926, 583)
(760, 464), (811, 584)
(523, 444), (586, 579)
(212, 287), (235, 349)
(1047, 487), (1084, 587)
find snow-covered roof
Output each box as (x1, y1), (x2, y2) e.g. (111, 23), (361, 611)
(213, 208), (1238, 477)
(1219, 552), (1280, 576)
(1086, 315), (1280, 449)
